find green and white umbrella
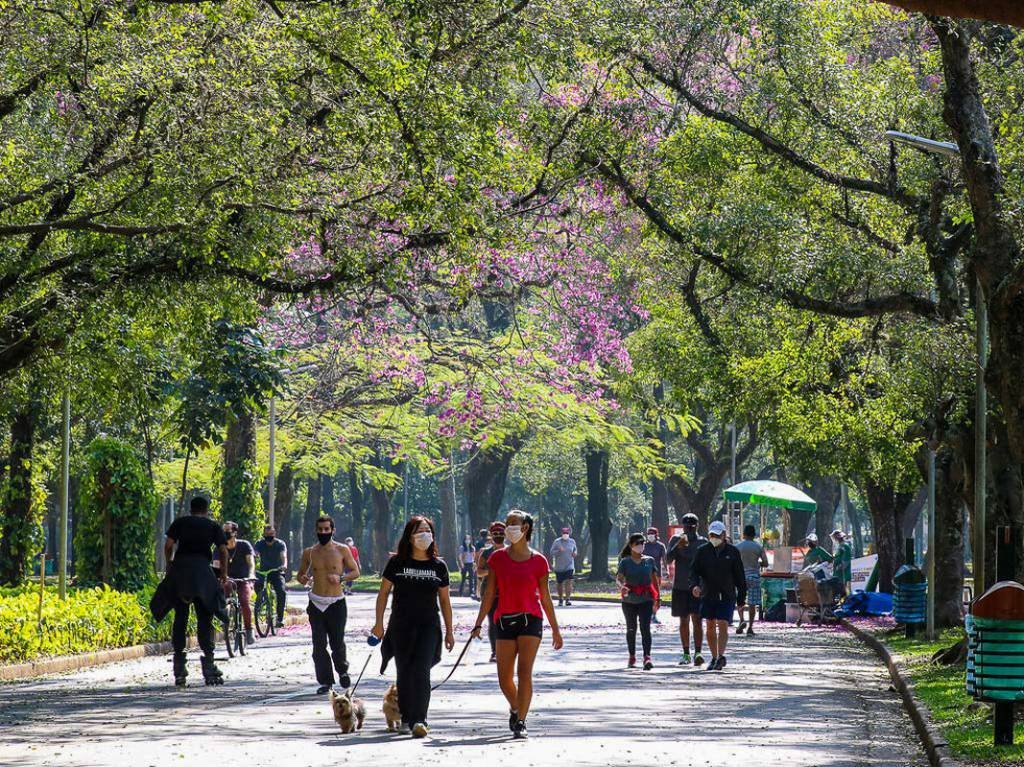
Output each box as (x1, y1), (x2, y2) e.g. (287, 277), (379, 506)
(723, 480), (817, 512)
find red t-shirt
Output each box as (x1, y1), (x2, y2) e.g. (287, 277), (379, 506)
(487, 548), (549, 620)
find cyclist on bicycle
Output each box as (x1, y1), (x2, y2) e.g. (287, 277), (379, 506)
(254, 524), (288, 628)
(222, 521), (257, 645)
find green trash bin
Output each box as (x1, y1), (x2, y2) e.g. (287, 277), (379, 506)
(972, 616), (1024, 702)
(965, 614), (977, 697)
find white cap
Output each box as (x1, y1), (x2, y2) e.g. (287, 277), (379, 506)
(708, 520), (726, 536)
(806, 533), (818, 544)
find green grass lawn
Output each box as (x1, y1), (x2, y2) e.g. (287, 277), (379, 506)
(879, 627), (1024, 764)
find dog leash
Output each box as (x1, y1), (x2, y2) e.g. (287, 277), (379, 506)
(431, 635), (474, 692)
(346, 634), (380, 698)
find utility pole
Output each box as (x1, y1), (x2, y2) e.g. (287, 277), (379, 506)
(58, 392), (70, 600)
(267, 396), (276, 527)
(927, 449), (936, 640)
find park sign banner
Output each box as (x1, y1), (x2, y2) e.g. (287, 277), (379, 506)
(851, 554), (879, 592)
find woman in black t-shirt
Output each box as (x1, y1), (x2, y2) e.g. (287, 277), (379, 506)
(372, 516), (454, 738)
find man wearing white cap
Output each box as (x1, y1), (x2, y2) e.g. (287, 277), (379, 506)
(690, 520), (746, 671)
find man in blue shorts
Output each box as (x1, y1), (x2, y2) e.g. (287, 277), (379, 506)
(690, 520), (746, 671)
(666, 514), (705, 666)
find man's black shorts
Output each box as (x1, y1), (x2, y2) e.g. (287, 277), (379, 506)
(494, 612), (543, 640)
(671, 589), (701, 617)
(555, 569), (575, 584)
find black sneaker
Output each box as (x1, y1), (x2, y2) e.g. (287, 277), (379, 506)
(509, 709), (519, 732)
(558, 599), (564, 607)
(716, 656), (728, 671)
(747, 626), (755, 636)
(736, 621), (747, 635)
(513, 719), (528, 739)
(338, 674), (352, 690)
(275, 619), (284, 628)
(316, 685), (331, 694)
(565, 600), (572, 606)
(643, 657), (653, 671)
(694, 653), (705, 667)
(704, 658), (718, 671)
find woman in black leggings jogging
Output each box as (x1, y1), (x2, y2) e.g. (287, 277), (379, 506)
(616, 532), (660, 670)
(372, 516), (455, 738)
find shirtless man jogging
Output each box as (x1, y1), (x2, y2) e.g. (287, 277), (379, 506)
(297, 516), (360, 693)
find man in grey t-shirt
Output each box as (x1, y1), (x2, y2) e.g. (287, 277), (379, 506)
(735, 525), (769, 636)
(549, 527), (578, 606)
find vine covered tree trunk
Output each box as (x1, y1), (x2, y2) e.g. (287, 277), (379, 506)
(370, 485), (393, 573)
(322, 474), (335, 519)
(439, 469), (459, 567)
(463, 441), (519, 534)
(847, 500), (865, 558)
(809, 477), (840, 550)
(0, 398), (40, 586)
(221, 411), (264, 539)
(586, 449), (612, 581)
(865, 478), (916, 593)
(929, 446), (967, 626)
(651, 382), (670, 534)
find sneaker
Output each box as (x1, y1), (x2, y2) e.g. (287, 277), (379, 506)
(245, 629), (256, 645)
(704, 658), (718, 671)
(512, 720), (528, 739)
(736, 621), (747, 635)
(679, 653), (691, 666)
(558, 599), (564, 607)
(274, 619), (284, 629)
(565, 600), (572, 606)
(509, 709), (519, 732)
(316, 685), (331, 694)
(489, 653), (497, 663)
(693, 653), (705, 667)
(747, 626), (755, 636)
(398, 723), (411, 734)
(651, 614), (661, 624)
(412, 722), (430, 738)
(643, 656), (653, 671)
(716, 656), (728, 670)
(338, 674), (351, 690)
(628, 655), (637, 668)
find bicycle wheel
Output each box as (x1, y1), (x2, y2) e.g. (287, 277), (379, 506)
(268, 589), (277, 636)
(234, 603), (246, 656)
(223, 607), (236, 659)
(254, 588), (270, 638)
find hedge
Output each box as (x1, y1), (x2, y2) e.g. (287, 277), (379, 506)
(0, 583), (186, 665)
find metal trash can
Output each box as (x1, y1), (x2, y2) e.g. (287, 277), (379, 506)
(971, 616), (1024, 702)
(893, 564), (927, 625)
(965, 613), (977, 697)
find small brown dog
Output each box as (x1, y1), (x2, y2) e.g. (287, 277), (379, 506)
(383, 684), (402, 731)
(329, 689), (366, 734)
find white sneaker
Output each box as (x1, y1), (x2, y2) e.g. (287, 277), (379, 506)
(412, 722), (430, 738)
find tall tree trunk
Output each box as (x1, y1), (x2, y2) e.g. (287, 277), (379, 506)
(651, 382), (670, 535)
(438, 469), (459, 568)
(349, 469), (365, 556)
(927, 446), (968, 627)
(809, 477), (840, 551)
(370, 485), (393, 573)
(322, 474), (335, 519)
(0, 396), (40, 586)
(586, 449), (612, 581)
(463, 441), (519, 534)
(847, 499), (866, 558)
(302, 475), (322, 554)
(864, 478), (915, 593)
(274, 464), (296, 548)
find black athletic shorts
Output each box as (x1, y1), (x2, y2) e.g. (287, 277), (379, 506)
(494, 612), (543, 640)
(671, 589), (701, 617)
(555, 569), (575, 584)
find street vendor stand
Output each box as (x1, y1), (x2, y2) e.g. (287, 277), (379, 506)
(722, 480), (818, 619)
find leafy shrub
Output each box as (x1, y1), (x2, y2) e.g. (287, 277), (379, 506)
(0, 585), (151, 663)
(75, 437), (158, 592)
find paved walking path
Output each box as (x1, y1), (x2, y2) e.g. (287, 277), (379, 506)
(0, 595), (925, 766)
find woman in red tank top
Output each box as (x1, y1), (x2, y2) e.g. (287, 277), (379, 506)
(471, 509), (562, 739)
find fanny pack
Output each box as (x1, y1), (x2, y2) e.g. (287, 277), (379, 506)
(498, 612), (530, 631)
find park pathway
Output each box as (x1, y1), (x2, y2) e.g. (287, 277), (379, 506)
(0, 594), (925, 767)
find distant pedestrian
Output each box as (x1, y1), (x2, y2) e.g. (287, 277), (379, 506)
(458, 534), (477, 598)
(643, 527), (668, 623)
(616, 532), (660, 670)
(343, 536), (360, 595)
(476, 521), (507, 662)
(548, 527), (578, 606)
(472, 510), (562, 740)
(372, 516), (455, 738)
(831, 530), (853, 594)
(666, 513), (706, 666)
(803, 534), (834, 570)
(735, 525), (769, 636)
(690, 520), (746, 671)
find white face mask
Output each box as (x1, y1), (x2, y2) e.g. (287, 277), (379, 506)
(710, 536), (724, 548)
(413, 532), (433, 550)
(561, 533), (569, 541)
(631, 544), (644, 555)
(646, 534), (655, 543)
(505, 525), (524, 544)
